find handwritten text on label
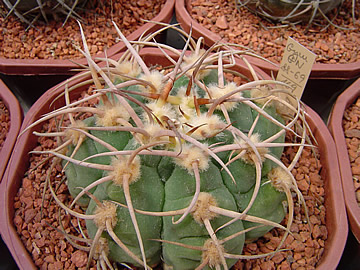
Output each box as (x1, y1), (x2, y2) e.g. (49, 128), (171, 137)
(276, 37), (316, 106)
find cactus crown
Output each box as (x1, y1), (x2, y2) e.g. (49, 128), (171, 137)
(25, 22), (314, 269)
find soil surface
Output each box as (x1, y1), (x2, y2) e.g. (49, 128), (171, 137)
(0, 99), (10, 150)
(189, 0), (360, 64)
(0, 0), (166, 60)
(13, 88), (98, 270)
(343, 97), (360, 206)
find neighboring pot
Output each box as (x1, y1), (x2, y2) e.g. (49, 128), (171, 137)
(328, 77), (360, 243)
(0, 48), (347, 269)
(0, 0), (175, 76)
(0, 79), (23, 182)
(175, 0), (360, 80)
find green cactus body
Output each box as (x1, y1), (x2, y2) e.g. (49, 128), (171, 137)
(64, 141), (102, 207)
(62, 72), (288, 267)
(237, 178), (287, 239)
(250, 105), (286, 173)
(226, 102), (254, 132)
(162, 162), (244, 269)
(64, 116), (130, 206)
(219, 102), (285, 191)
(32, 28), (310, 269)
(85, 164), (164, 267)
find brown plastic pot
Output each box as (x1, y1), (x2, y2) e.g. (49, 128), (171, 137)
(175, 0), (360, 80)
(0, 0), (175, 76)
(328, 77), (360, 243)
(0, 48), (347, 269)
(302, 105), (348, 269)
(0, 79), (23, 182)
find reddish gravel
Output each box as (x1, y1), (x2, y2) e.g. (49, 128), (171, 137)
(0, 0), (166, 60)
(189, 0), (360, 64)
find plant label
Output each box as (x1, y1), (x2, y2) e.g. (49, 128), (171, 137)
(276, 37), (316, 108)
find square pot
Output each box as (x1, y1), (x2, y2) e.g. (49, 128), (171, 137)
(328, 78), (360, 243)
(175, 0), (360, 80)
(0, 47), (347, 269)
(0, 0), (175, 76)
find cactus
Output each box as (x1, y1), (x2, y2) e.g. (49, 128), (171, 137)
(26, 23), (313, 269)
(235, 0), (353, 31)
(2, 0), (91, 27)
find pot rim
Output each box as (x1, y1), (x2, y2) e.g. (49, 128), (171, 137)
(175, 0), (360, 80)
(0, 79), (23, 182)
(328, 77), (360, 243)
(0, 0), (175, 76)
(303, 104), (348, 269)
(0, 47), (348, 269)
